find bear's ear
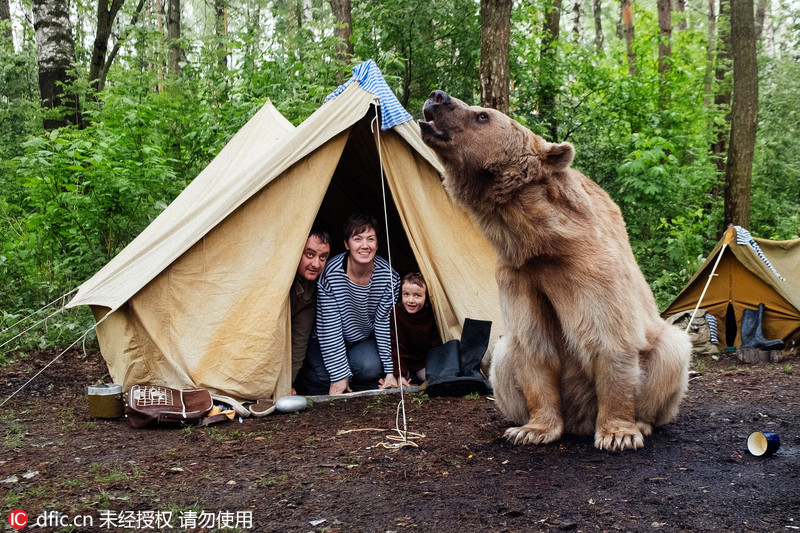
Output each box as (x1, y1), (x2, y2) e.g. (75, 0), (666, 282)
(543, 142), (575, 170)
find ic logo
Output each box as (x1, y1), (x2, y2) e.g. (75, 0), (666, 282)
(8, 509), (28, 529)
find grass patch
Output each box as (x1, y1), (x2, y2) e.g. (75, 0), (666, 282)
(3, 489), (21, 508)
(256, 471), (289, 488)
(4, 421), (25, 449)
(91, 462), (131, 483)
(61, 478), (85, 489)
(204, 427), (226, 442)
(411, 394), (429, 407)
(58, 407), (77, 430)
(693, 358), (706, 372)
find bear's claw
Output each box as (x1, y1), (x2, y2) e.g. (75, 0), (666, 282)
(594, 425), (645, 451)
(504, 425), (562, 446)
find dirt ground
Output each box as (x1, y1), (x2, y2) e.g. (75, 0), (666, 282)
(1, 348), (799, 533)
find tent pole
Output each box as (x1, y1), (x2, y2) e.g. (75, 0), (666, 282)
(685, 243), (727, 334)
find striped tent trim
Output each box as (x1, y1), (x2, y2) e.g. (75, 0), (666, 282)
(325, 60), (413, 131)
(734, 226), (786, 282)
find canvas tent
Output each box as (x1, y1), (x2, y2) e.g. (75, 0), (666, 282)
(67, 61), (503, 401)
(662, 226), (800, 352)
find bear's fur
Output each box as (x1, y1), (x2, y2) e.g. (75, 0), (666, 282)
(419, 91), (691, 451)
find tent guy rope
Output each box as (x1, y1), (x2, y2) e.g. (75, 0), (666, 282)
(371, 108), (420, 449)
(0, 288), (78, 352)
(0, 310), (112, 408)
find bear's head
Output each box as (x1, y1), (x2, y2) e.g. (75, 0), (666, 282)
(419, 90), (575, 207)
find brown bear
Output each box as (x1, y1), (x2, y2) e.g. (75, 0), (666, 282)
(419, 90), (691, 451)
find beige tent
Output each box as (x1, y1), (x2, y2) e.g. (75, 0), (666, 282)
(67, 66), (503, 401)
(662, 226), (800, 351)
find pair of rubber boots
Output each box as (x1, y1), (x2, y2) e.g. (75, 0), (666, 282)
(740, 303), (784, 350)
(425, 318), (492, 397)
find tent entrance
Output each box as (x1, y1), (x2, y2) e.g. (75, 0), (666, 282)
(725, 302), (736, 347)
(313, 111), (418, 276)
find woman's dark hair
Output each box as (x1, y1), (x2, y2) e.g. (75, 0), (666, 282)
(342, 213), (378, 241)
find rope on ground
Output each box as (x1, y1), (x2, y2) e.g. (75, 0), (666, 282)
(0, 309), (112, 408)
(335, 401), (425, 450)
(378, 401), (425, 449)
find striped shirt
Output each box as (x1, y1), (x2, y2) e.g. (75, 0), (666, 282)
(315, 253), (400, 382)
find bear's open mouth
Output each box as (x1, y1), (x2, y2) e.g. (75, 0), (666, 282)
(419, 109), (449, 140)
(419, 119), (448, 141)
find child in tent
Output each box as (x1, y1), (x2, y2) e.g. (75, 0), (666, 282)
(380, 272), (442, 387)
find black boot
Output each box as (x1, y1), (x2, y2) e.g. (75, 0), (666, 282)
(424, 340), (461, 396)
(426, 319), (493, 397)
(457, 318), (492, 394)
(740, 303), (784, 350)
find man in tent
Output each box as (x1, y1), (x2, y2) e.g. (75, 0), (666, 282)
(290, 229), (331, 394)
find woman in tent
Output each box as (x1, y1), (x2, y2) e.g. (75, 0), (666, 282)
(295, 213), (401, 395)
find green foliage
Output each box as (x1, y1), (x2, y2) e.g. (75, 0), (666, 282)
(751, 55), (800, 239)
(353, 0), (480, 113)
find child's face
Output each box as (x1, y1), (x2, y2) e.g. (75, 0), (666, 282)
(401, 282), (427, 314)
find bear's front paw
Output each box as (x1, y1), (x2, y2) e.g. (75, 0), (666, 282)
(594, 422), (644, 451)
(504, 424), (562, 445)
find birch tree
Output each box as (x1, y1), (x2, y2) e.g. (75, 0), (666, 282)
(167, 0), (180, 76)
(32, 0), (80, 129)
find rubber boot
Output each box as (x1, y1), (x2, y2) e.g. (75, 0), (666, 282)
(740, 304), (784, 350)
(457, 318), (492, 394)
(424, 340), (461, 397)
(426, 319), (493, 397)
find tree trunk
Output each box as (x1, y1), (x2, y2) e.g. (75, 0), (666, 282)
(540, 0), (562, 140)
(154, 0), (164, 91)
(754, 0), (767, 41)
(167, 0), (180, 77)
(88, 0), (126, 94)
(101, 0), (146, 92)
(330, 0), (353, 82)
(0, 0), (12, 46)
(592, 0), (604, 52)
(675, 0), (686, 30)
(32, 0), (80, 129)
(621, 0), (637, 76)
(723, 0), (758, 229)
(711, 0), (732, 175)
(703, 0), (716, 107)
(657, 0), (672, 108)
(215, 0), (228, 70)
(479, 0), (512, 115)
(572, 0), (583, 43)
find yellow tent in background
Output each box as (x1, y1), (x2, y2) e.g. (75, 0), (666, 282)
(66, 61), (503, 402)
(662, 226), (800, 352)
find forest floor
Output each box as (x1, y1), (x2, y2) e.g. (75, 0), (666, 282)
(1, 348), (799, 532)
